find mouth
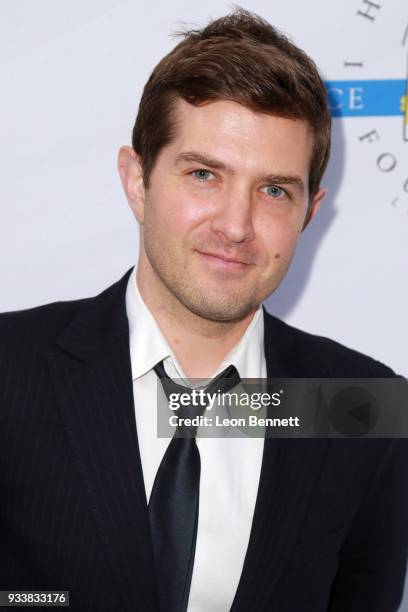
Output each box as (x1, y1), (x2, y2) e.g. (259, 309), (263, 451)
(196, 250), (250, 271)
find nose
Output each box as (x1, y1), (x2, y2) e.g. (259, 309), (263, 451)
(210, 183), (255, 244)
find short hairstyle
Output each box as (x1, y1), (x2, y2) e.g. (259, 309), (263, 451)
(132, 8), (331, 200)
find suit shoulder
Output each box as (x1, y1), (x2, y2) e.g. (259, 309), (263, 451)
(264, 310), (395, 377)
(0, 298), (90, 352)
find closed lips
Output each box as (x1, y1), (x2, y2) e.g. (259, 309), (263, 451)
(198, 251), (248, 264)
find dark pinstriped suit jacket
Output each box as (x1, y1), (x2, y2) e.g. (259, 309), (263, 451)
(1, 267), (408, 612)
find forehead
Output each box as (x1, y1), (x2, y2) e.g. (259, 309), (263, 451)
(166, 98), (314, 177)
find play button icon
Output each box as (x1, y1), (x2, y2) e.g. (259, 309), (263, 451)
(329, 386), (378, 437)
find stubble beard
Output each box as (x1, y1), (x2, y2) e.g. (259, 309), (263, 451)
(142, 223), (259, 323)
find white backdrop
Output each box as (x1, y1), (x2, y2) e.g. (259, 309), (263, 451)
(1, 0), (408, 606)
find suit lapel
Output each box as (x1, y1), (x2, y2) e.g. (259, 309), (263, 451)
(231, 308), (330, 610)
(47, 269), (158, 612)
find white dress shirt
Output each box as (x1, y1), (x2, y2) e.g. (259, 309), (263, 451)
(125, 267), (266, 611)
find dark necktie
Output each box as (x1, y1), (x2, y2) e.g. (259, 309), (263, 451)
(149, 360), (240, 612)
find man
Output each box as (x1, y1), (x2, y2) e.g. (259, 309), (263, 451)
(1, 8), (407, 612)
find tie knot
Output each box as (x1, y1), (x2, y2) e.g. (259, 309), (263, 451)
(154, 360), (241, 436)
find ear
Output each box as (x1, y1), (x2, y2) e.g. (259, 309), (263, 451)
(301, 187), (326, 231)
(117, 146), (146, 224)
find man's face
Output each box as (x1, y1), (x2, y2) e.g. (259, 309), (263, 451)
(121, 98), (325, 322)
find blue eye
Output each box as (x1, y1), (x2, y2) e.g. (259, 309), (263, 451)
(264, 185), (285, 198)
(191, 169), (214, 182)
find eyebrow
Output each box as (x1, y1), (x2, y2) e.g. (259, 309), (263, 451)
(174, 151), (305, 193)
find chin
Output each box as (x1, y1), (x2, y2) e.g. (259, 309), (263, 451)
(182, 295), (257, 323)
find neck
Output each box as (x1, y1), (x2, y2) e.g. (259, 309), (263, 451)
(136, 267), (257, 379)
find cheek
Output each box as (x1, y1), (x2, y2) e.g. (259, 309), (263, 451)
(257, 215), (301, 260)
(152, 185), (212, 234)
(175, 197), (208, 228)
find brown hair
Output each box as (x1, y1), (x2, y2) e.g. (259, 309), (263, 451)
(132, 8), (331, 200)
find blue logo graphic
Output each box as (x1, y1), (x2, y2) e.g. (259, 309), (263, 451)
(325, 80), (407, 118)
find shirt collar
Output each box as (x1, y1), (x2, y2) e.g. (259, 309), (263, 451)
(125, 267), (264, 381)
